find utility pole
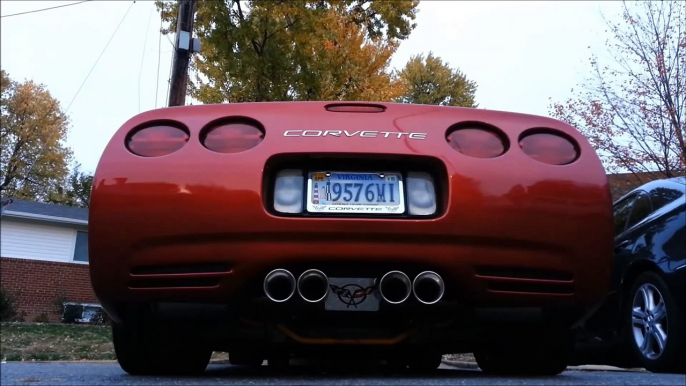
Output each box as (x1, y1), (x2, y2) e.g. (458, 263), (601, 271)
(168, 0), (199, 107)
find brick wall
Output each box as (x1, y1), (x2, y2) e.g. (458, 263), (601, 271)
(0, 257), (98, 322)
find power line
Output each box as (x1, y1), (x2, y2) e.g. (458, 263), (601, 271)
(12, 1), (136, 198)
(1, 0), (93, 18)
(66, 1), (135, 113)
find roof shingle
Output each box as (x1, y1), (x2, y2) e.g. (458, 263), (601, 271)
(0, 198), (88, 221)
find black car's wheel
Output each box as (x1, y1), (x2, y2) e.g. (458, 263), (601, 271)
(407, 352), (442, 372)
(112, 322), (212, 376)
(229, 351), (264, 367)
(624, 271), (685, 374)
(474, 328), (572, 376)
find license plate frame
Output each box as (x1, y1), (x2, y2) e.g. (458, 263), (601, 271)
(306, 171), (405, 215)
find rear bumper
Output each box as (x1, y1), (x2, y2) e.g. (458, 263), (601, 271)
(91, 231), (608, 323)
(89, 103), (615, 330)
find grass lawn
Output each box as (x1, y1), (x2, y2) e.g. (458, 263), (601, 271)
(0, 322), (233, 362)
(1, 322), (116, 361)
(0, 322), (470, 363)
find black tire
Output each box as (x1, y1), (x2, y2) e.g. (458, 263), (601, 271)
(407, 352), (442, 372)
(624, 271), (685, 374)
(229, 351), (264, 367)
(112, 322), (212, 376)
(474, 328), (572, 376)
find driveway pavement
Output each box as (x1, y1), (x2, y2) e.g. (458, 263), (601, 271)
(2, 362), (684, 386)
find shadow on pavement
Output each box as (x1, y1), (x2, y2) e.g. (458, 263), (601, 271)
(190, 362), (570, 381)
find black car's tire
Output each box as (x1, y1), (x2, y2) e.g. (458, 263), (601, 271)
(474, 328), (572, 376)
(407, 352), (442, 371)
(624, 271), (685, 374)
(229, 351), (264, 367)
(112, 322), (212, 376)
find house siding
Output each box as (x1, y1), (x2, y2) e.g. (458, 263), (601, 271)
(0, 257), (97, 322)
(0, 217), (94, 322)
(1, 219), (79, 263)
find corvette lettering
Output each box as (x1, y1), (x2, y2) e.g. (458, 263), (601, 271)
(284, 130), (427, 140)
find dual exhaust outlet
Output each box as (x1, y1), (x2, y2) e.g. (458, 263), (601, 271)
(263, 269), (444, 305)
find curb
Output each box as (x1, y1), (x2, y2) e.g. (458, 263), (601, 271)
(567, 365), (646, 372)
(440, 359), (644, 373)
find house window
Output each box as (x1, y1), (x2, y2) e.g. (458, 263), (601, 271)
(73, 231), (89, 262)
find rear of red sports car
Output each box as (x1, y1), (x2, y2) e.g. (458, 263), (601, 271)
(89, 102), (614, 375)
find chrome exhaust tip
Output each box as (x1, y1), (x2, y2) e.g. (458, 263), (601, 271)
(264, 269), (296, 302)
(297, 269), (330, 303)
(379, 270), (412, 304)
(412, 271), (445, 305)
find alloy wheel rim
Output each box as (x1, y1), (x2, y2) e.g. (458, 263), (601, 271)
(631, 283), (668, 360)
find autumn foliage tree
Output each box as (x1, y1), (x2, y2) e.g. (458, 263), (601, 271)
(1, 70), (73, 201)
(396, 52), (478, 107)
(46, 164), (94, 208)
(155, 0), (419, 103)
(550, 0), (685, 181)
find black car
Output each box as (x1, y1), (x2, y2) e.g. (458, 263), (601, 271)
(572, 176), (685, 374)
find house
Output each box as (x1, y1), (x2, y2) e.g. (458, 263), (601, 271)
(1, 198), (98, 322)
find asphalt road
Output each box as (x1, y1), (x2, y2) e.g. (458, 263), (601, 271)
(1, 362), (685, 386)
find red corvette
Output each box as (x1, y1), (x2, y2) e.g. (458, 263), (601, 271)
(89, 102), (614, 376)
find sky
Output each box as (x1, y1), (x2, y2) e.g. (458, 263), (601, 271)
(0, 0), (625, 174)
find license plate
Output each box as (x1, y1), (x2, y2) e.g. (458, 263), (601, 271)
(325, 277), (380, 312)
(306, 171), (405, 214)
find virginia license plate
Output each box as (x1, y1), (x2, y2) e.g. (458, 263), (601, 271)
(306, 171), (405, 214)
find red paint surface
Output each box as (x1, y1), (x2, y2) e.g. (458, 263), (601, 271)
(89, 102), (615, 320)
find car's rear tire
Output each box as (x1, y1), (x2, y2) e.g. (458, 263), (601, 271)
(473, 327), (572, 376)
(229, 351), (264, 367)
(624, 271), (685, 374)
(112, 322), (212, 376)
(407, 352), (442, 372)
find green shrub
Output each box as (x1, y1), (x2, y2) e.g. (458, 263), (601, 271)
(33, 313), (51, 323)
(0, 289), (17, 322)
(52, 294), (68, 316)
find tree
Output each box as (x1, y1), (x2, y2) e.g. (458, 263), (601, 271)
(0, 70), (73, 201)
(155, 0), (419, 103)
(395, 52), (478, 107)
(46, 164), (93, 208)
(550, 0), (685, 181)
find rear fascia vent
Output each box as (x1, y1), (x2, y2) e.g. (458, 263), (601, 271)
(130, 263), (232, 276)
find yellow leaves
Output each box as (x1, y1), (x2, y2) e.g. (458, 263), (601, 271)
(395, 52), (477, 107)
(0, 71), (72, 200)
(159, 1), (419, 103)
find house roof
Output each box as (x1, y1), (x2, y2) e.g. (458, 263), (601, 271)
(0, 198), (88, 225)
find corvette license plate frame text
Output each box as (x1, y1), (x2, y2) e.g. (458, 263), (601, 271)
(306, 171), (405, 214)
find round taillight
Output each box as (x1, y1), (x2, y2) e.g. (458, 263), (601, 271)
(201, 120), (265, 154)
(519, 130), (579, 165)
(446, 125), (508, 159)
(126, 124), (190, 157)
